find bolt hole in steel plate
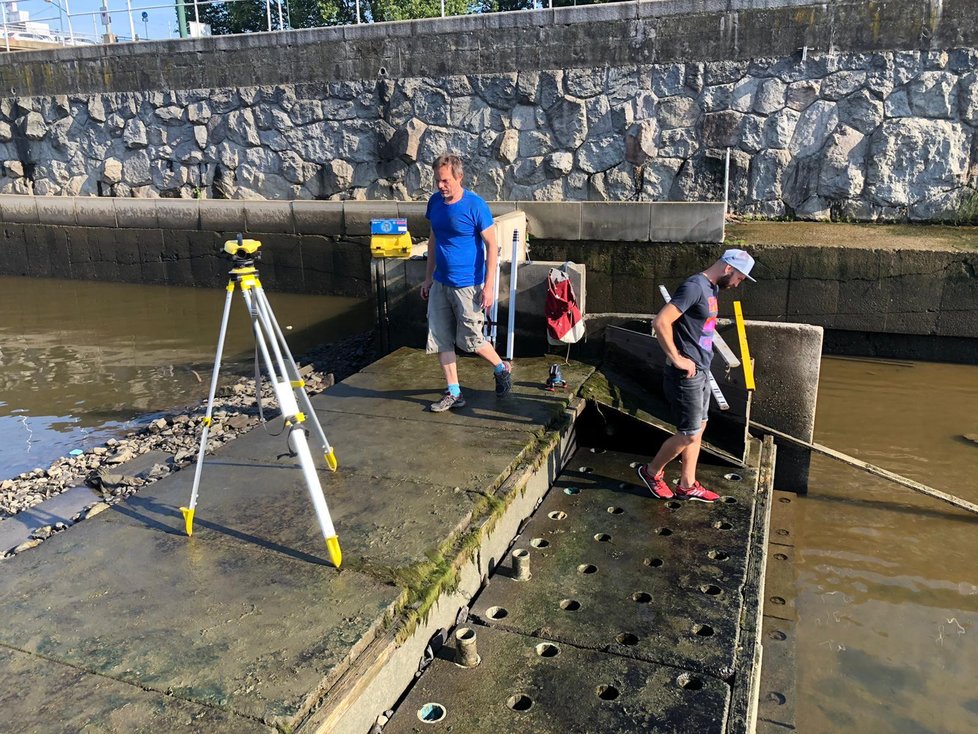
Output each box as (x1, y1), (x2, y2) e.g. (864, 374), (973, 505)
(486, 606), (509, 619)
(564, 486), (580, 495)
(713, 521), (733, 531)
(535, 642), (560, 657)
(593, 533), (612, 542)
(632, 591), (652, 603)
(417, 703), (446, 723)
(589, 447), (607, 454)
(693, 623), (715, 637)
(644, 557), (664, 568)
(707, 550), (729, 561)
(507, 694), (533, 712)
(676, 673), (703, 690)
(530, 538), (550, 549)
(607, 506), (624, 514)
(559, 598), (581, 611)
(578, 466), (593, 473)
(596, 685), (620, 701)
(616, 632), (639, 646)
(723, 473), (742, 481)
(577, 564), (598, 575)
(549, 511), (567, 520)
(655, 527), (673, 536)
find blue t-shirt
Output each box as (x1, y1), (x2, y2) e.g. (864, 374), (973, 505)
(426, 189), (494, 288)
(669, 274), (719, 372)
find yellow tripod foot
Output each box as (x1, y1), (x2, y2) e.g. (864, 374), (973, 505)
(325, 448), (338, 471)
(326, 536), (342, 568)
(180, 507), (195, 537)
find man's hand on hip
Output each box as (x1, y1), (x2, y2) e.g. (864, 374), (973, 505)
(421, 278), (433, 300)
(675, 355), (697, 378)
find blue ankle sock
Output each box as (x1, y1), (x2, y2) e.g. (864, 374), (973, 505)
(493, 362), (506, 374)
(447, 383), (461, 397)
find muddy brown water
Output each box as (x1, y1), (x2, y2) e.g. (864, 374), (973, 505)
(798, 356), (978, 734)
(0, 275), (372, 478)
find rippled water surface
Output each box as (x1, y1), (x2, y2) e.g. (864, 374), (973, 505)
(796, 356), (978, 734)
(0, 275), (372, 478)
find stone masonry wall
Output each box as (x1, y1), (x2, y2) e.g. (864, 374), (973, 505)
(0, 1), (975, 221)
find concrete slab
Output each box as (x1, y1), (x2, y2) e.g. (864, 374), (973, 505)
(383, 625), (730, 734)
(469, 448), (758, 680)
(0, 646), (277, 734)
(0, 505), (399, 730)
(327, 348), (595, 434)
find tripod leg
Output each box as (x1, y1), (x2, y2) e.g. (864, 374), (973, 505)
(242, 287), (343, 568)
(251, 285), (337, 470)
(181, 281), (236, 537)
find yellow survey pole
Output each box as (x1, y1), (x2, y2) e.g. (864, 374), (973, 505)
(733, 301), (755, 390)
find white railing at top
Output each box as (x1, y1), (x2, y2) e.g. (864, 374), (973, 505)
(1, 0), (561, 48)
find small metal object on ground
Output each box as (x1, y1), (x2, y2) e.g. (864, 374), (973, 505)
(513, 548), (530, 580)
(454, 627), (480, 668)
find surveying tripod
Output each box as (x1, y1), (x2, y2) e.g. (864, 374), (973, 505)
(180, 235), (343, 568)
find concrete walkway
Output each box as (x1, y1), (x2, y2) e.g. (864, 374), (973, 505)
(0, 348), (594, 733)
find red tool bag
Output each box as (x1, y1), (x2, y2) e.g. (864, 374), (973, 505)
(546, 267), (585, 345)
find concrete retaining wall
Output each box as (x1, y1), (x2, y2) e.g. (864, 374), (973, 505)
(0, 1), (974, 220)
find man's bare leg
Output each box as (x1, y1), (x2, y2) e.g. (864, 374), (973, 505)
(677, 421), (707, 489)
(648, 433), (695, 478)
(474, 341), (505, 366)
(439, 351), (458, 386)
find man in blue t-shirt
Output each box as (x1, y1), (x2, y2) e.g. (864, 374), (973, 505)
(636, 249), (757, 503)
(421, 154), (512, 412)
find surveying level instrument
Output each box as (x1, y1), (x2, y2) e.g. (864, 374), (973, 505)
(180, 234), (343, 568)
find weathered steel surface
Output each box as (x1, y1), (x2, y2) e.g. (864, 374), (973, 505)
(470, 449), (758, 680)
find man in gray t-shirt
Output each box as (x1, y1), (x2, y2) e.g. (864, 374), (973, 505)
(636, 249), (756, 503)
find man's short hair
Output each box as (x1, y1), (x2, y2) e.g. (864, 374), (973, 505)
(432, 154), (464, 178)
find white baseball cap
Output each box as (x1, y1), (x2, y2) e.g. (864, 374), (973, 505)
(721, 249), (756, 281)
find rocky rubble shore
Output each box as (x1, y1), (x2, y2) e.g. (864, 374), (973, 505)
(1, 331), (377, 557)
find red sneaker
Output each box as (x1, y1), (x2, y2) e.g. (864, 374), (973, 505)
(637, 464), (674, 499)
(675, 481), (720, 503)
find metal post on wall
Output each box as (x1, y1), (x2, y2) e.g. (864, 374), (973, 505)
(0, 3), (8, 53)
(126, 0), (136, 41)
(355, 0), (360, 23)
(265, 0), (271, 31)
(64, 0), (74, 45)
(723, 147), (731, 216)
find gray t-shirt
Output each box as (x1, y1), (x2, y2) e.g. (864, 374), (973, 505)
(669, 273), (719, 371)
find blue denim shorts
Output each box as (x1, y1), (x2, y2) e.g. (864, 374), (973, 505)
(663, 365), (710, 435)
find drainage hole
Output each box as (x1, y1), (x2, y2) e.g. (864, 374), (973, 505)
(779, 497), (791, 503)
(655, 527), (673, 536)
(589, 447), (607, 454)
(677, 673), (703, 691)
(713, 521), (733, 531)
(722, 496), (737, 504)
(700, 584), (723, 596)
(644, 557), (664, 568)
(486, 606), (508, 619)
(632, 591), (652, 603)
(596, 685), (620, 701)
(578, 466), (593, 473)
(766, 691), (787, 706)
(577, 564), (598, 575)
(774, 552), (788, 561)
(693, 624), (715, 637)
(417, 702), (446, 723)
(535, 643), (560, 657)
(665, 501), (682, 509)
(769, 630), (787, 641)
(607, 506), (624, 514)
(593, 533), (612, 542)
(549, 511), (567, 521)
(564, 486), (580, 495)
(770, 596), (786, 606)
(723, 472), (743, 481)
(707, 550), (729, 561)
(530, 538), (550, 549)
(560, 599), (581, 611)
(776, 528), (790, 536)
(507, 694), (533, 712)
(616, 633), (639, 646)
(457, 627), (476, 642)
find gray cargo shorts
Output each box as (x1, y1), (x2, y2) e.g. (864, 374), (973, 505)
(426, 281), (486, 354)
